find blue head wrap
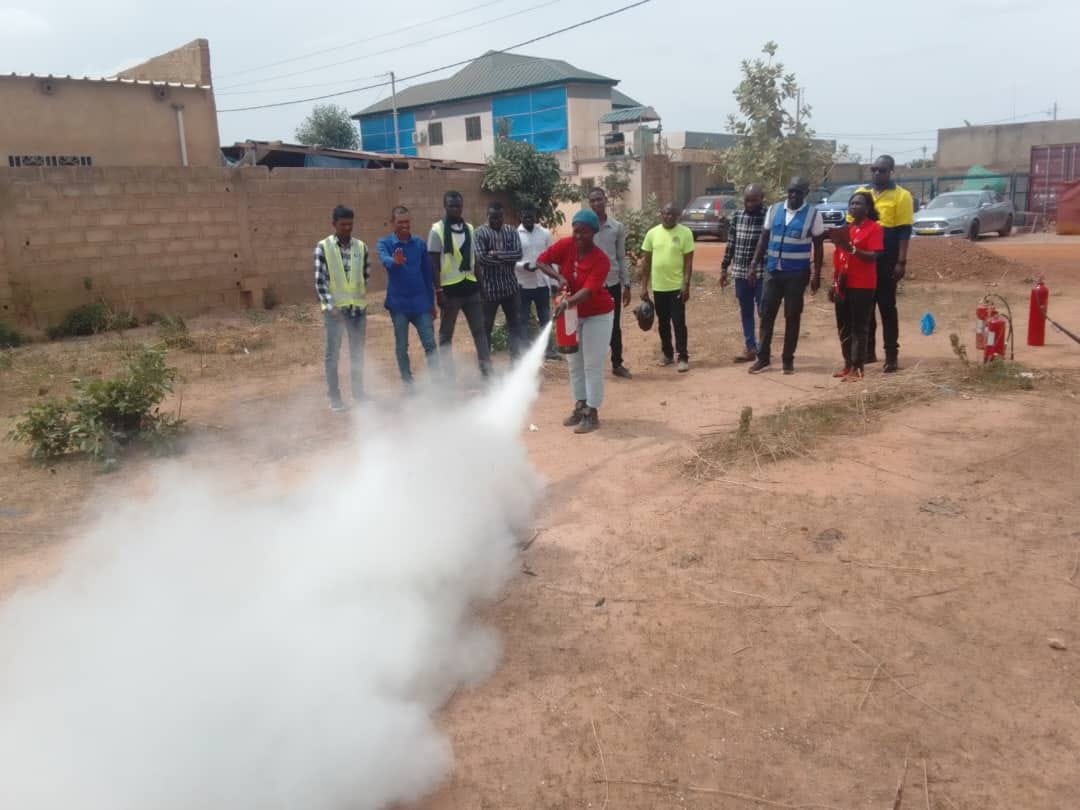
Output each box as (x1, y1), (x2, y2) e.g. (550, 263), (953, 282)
(572, 209), (600, 232)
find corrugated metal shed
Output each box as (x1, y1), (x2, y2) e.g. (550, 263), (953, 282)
(354, 51), (616, 118)
(599, 105), (660, 125)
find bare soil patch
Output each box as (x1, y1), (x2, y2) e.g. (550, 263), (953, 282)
(2, 236), (1080, 809)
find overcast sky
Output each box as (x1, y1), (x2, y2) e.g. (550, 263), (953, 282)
(1, 0), (1075, 163)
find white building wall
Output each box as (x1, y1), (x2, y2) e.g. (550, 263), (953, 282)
(410, 97), (496, 163)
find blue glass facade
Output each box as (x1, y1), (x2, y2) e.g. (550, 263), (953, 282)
(359, 112), (417, 156)
(491, 87), (568, 153)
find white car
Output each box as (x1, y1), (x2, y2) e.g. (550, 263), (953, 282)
(912, 190), (1014, 239)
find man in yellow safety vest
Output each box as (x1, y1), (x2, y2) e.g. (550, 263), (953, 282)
(428, 190), (492, 378)
(314, 205), (369, 411)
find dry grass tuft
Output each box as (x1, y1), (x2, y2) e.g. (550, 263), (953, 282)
(689, 360), (1038, 479)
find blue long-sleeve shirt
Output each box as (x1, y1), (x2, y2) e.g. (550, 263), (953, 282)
(377, 234), (434, 316)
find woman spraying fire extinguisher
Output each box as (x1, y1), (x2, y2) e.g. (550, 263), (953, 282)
(534, 209), (615, 434)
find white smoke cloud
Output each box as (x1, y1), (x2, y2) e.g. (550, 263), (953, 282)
(0, 328), (550, 809)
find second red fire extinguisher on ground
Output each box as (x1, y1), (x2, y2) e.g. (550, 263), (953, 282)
(1027, 277), (1049, 347)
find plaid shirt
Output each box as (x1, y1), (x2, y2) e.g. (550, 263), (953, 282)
(474, 224), (523, 301)
(314, 236), (370, 309)
(722, 207), (766, 279)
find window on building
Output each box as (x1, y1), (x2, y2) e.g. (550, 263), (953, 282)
(8, 155), (92, 168)
(465, 116), (482, 142)
(490, 87), (568, 153)
(359, 113), (417, 156)
(428, 122), (444, 146)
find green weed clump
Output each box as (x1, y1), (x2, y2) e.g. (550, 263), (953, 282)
(46, 303), (139, 340)
(0, 320), (28, 348)
(8, 346), (184, 464)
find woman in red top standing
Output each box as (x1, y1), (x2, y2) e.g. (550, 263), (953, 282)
(829, 192), (884, 380)
(535, 209), (615, 434)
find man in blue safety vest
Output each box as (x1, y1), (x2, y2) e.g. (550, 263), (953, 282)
(747, 177), (825, 375)
(314, 204), (369, 411)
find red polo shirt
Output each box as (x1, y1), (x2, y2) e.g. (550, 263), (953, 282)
(838, 219), (884, 289)
(537, 237), (614, 318)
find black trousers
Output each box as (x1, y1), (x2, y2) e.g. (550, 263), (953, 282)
(607, 284), (626, 368)
(482, 294), (524, 359)
(835, 288), (875, 371)
(758, 270), (810, 365)
(653, 290), (688, 362)
(867, 250), (900, 361)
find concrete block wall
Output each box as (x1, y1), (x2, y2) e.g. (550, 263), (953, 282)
(0, 166), (496, 331)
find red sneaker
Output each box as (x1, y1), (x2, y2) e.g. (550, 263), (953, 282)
(832, 367), (852, 378)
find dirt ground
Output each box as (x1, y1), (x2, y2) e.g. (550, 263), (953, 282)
(2, 234), (1079, 809)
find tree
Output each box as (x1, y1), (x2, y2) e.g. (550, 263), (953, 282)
(482, 137), (581, 228)
(908, 153), (937, 169)
(711, 42), (839, 199)
(601, 159), (633, 206)
(621, 194), (661, 277)
(295, 104), (360, 150)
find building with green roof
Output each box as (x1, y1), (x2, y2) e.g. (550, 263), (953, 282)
(351, 51), (657, 167)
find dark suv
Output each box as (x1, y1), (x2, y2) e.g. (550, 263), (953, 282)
(816, 184), (862, 230)
(680, 195), (737, 241)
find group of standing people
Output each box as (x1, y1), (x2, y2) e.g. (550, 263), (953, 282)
(313, 158), (911, 425)
(719, 155), (913, 378)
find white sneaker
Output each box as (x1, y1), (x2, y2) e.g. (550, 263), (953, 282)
(677, 360), (689, 373)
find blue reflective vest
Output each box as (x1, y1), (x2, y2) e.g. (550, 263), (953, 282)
(766, 203), (818, 272)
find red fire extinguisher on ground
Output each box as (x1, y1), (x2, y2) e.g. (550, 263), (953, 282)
(975, 301), (992, 351)
(984, 310), (1008, 362)
(554, 292), (578, 354)
(1027, 277), (1049, 346)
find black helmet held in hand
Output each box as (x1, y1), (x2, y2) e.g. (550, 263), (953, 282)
(634, 300), (655, 331)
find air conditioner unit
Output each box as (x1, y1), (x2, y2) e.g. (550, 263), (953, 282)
(412, 130), (427, 145)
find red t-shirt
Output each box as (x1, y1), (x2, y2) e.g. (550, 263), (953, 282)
(837, 219), (884, 289)
(537, 237), (615, 318)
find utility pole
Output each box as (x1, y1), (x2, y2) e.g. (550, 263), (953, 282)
(795, 87), (803, 131)
(389, 71), (401, 155)
(1052, 100), (1058, 121)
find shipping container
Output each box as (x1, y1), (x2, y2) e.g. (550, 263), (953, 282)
(1029, 143), (1080, 218)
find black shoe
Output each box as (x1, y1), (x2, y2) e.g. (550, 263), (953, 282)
(563, 400), (587, 427)
(883, 359), (899, 373)
(612, 365), (633, 379)
(782, 363), (795, 375)
(574, 408), (599, 434)
(748, 358), (771, 374)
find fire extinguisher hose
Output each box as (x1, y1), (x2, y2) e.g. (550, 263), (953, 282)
(1039, 305), (1080, 346)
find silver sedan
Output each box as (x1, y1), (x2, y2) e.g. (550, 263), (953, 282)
(912, 190), (1014, 239)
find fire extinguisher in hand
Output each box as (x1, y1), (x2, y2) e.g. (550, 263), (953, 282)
(554, 290), (578, 354)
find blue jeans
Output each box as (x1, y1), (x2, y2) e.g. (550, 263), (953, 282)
(519, 286), (554, 354)
(734, 277), (763, 352)
(391, 310), (438, 383)
(324, 308), (366, 402)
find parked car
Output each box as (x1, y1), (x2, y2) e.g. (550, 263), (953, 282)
(912, 190), (1014, 239)
(680, 195), (737, 241)
(815, 184), (863, 230)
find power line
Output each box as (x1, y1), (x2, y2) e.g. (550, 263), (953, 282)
(218, 0), (655, 113)
(215, 0), (506, 80)
(217, 0), (569, 94)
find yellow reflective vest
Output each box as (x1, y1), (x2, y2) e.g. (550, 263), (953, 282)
(320, 235), (367, 310)
(431, 221), (477, 288)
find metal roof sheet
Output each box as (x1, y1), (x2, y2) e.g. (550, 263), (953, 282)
(2, 73), (209, 89)
(354, 51), (616, 117)
(599, 105), (660, 124)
